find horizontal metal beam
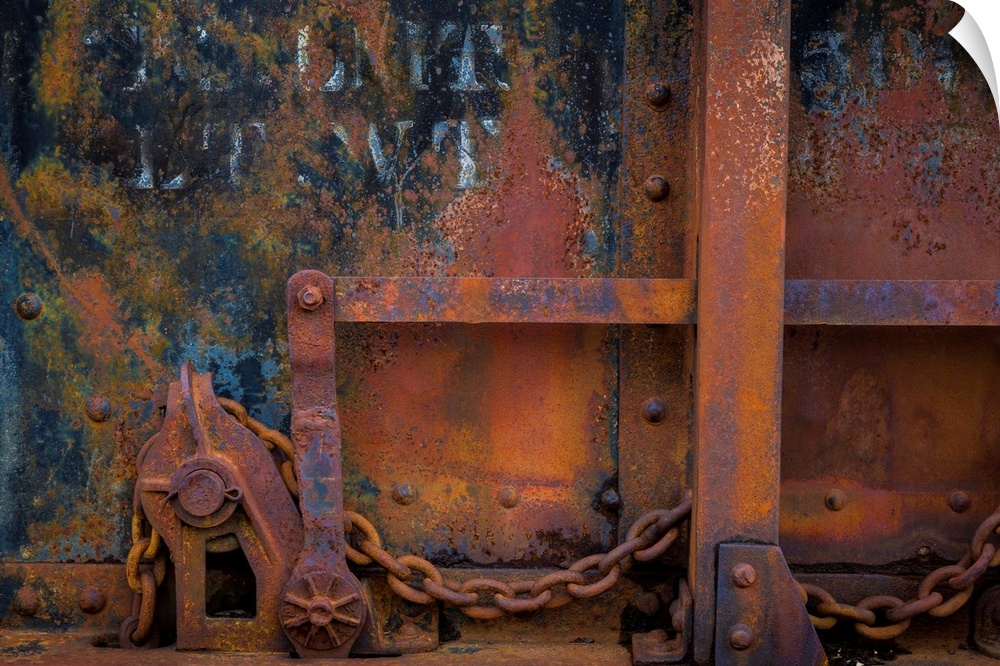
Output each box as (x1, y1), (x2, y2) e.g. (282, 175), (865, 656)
(330, 277), (1000, 326)
(333, 277), (697, 324)
(784, 280), (1000, 326)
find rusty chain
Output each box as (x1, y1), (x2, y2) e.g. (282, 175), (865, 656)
(796, 503), (1000, 640)
(219, 398), (693, 615)
(120, 506), (167, 648)
(342, 500), (692, 617)
(139, 398), (1000, 634)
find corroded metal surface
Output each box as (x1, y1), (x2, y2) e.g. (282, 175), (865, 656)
(689, 0), (792, 660)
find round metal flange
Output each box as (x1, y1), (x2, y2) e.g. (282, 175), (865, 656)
(167, 457), (243, 528)
(280, 568), (366, 652)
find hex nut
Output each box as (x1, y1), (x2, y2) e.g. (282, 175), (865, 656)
(297, 285), (325, 311)
(14, 293), (42, 320)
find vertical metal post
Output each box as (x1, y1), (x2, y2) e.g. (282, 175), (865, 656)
(690, 0), (791, 662)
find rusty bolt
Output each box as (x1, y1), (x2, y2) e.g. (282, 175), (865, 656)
(644, 82), (671, 111)
(392, 483), (416, 506)
(78, 586), (106, 614)
(918, 546), (931, 557)
(598, 487), (621, 512)
(498, 486), (520, 508)
(824, 489), (846, 511)
(731, 563), (757, 588)
(13, 588), (39, 617)
(633, 592), (661, 617)
(642, 398), (667, 424)
(14, 293), (42, 320)
(728, 624), (753, 651)
(297, 285), (325, 311)
(643, 176), (670, 202)
(85, 395), (112, 423)
(949, 490), (971, 513)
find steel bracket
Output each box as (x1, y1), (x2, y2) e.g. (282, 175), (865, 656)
(714, 544), (826, 666)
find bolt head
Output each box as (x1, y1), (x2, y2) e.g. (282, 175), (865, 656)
(728, 624), (753, 651)
(498, 486), (520, 508)
(949, 490), (971, 513)
(824, 489), (846, 511)
(297, 285), (325, 311)
(78, 586), (107, 614)
(599, 487), (621, 512)
(644, 82), (671, 110)
(731, 563), (757, 588)
(85, 395), (112, 423)
(14, 293), (42, 320)
(392, 483), (416, 506)
(643, 176), (670, 202)
(918, 546), (931, 557)
(642, 398), (667, 424)
(13, 588), (39, 617)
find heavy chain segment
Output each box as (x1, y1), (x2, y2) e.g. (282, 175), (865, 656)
(120, 510), (167, 648)
(343, 500), (693, 617)
(797, 504), (1000, 640)
(218, 397), (693, 616)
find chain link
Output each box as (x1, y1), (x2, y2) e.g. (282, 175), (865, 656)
(347, 498), (692, 617)
(218, 398), (299, 498)
(121, 509), (166, 648)
(797, 503), (1000, 639)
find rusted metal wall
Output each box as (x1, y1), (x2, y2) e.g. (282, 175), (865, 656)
(780, 0), (1000, 570)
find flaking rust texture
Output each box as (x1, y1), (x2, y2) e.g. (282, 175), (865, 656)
(780, 0), (1000, 569)
(0, 1), (626, 565)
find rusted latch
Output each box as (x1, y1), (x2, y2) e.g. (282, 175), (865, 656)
(278, 270), (374, 657)
(135, 362), (303, 651)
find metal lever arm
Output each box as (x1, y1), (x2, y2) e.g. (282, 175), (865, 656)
(280, 270), (369, 657)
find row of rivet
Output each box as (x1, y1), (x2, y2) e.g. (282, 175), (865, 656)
(824, 488), (972, 513)
(12, 585), (107, 617)
(642, 82), (671, 203)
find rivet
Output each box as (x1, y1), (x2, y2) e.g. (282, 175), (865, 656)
(598, 487), (621, 512)
(85, 396), (112, 423)
(824, 489), (846, 512)
(643, 175), (670, 202)
(392, 483), (416, 506)
(731, 563), (757, 588)
(297, 285), (324, 311)
(918, 546), (931, 557)
(642, 398), (667, 424)
(949, 490), (971, 513)
(644, 82), (671, 111)
(13, 588), (40, 617)
(498, 486), (520, 508)
(14, 293), (42, 321)
(728, 624), (753, 651)
(78, 586), (107, 614)
(633, 592), (661, 617)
